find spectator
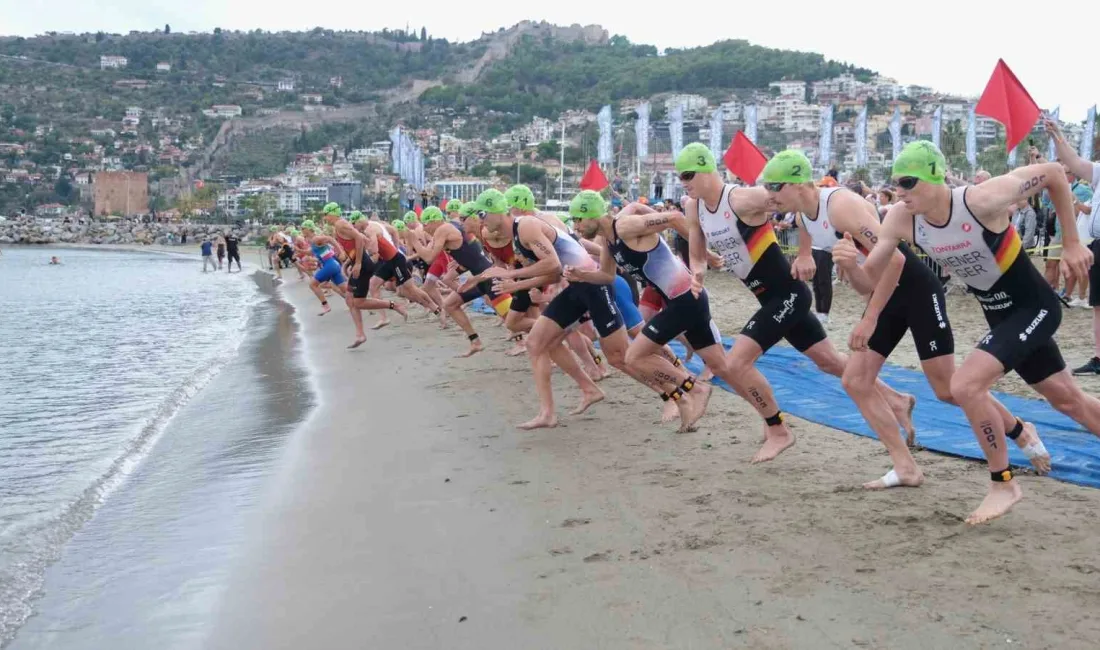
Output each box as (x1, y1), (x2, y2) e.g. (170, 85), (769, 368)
(404, 186), (416, 210)
(1013, 198), (1038, 251)
(200, 238), (217, 272)
(654, 175), (664, 200)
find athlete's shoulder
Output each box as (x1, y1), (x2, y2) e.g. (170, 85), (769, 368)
(729, 185), (770, 217)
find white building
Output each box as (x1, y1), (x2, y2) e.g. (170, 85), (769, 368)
(433, 178), (491, 203)
(156, 62), (171, 72)
(329, 76), (343, 88)
(811, 74), (860, 100)
(277, 80), (295, 92)
(664, 93), (708, 115)
(124, 106), (143, 119)
(100, 55), (128, 69)
(784, 104), (821, 133)
(769, 80), (806, 98)
(300, 93), (323, 104)
(276, 187), (301, 214)
(211, 105), (242, 118)
(347, 147), (388, 165)
(298, 185), (329, 208)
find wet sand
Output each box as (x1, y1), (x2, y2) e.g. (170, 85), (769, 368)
(207, 271), (1100, 650)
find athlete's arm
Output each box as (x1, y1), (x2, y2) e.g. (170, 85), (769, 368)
(501, 220), (564, 280)
(791, 214), (816, 281)
(576, 235), (603, 259)
(1045, 117), (1094, 181)
(411, 225), (449, 263)
(844, 207), (910, 351)
(969, 162), (1092, 279)
(729, 186), (772, 222)
(684, 198), (707, 295)
(361, 228), (379, 257)
(564, 236), (616, 285)
(615, 208), (690, 240)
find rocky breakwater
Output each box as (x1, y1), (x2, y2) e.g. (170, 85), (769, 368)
(0, 220), (268, 246)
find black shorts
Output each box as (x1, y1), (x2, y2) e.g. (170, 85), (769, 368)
(1089, 240), (1100, 307)
(542, 281), (624, 338)
(414, 258), (431, 274)
(375, 253), (412, 286)
(348, 258), (376, 299)
(227, 249), (240, 262)
(510, 289), (533, 313)
(740, 282), (826, 353)
(868, 263), (955, 361)
(975, 290), (1065, 385)
(458, 279), (498, 305)
(279, 246), (294, 261)
(641, 290), (722, 351)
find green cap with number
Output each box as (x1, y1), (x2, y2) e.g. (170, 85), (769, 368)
(322, 202), (342, 217)
(761, 150), (813, 184)
(476, 189), (509, 215)
(349, 210), (364, 222)
(421, 206), (445, 223)
(674, 142), (717, 174)
(459, 201), (479, 218)
(892, 140), (946, 185)
(300, 220), (317, 231)
(392, 219), (407, 231)
(445, 199), (463, 213)
(505, 184), (535, 211)
(569, 190), (607, 219)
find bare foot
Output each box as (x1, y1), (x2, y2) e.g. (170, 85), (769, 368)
(1013, 421), (1051, 475)
(862, 467), (924, 490)
(347, 337), (367, 349)
(319, 303), (331, 316)
(458, 340), (483, 358)
(393, 303), (408, 322)
(660, 399), (679, 423)
(890, 394), (917, 447)
(698, 367), (714, 382)
(570, 388), (605, 415)
(506, 330), (524, 341)
(518, 412), (559, 430)
(965, 480), (1023, 525)
(370, 320), (389, 330)
(751, 425), (796, 463)
(505, 342), (526, 357)
(679, 382), (713, 433)
(438, 311), (449, 328)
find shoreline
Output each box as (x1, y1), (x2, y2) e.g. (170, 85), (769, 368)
(206, 276), (1100, 649)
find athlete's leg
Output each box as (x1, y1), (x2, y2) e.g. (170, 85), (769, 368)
(522, 317), (602, 429)
(308, 279), (331, 314)
(624, 330), (711, 432)
(422, 276), (448, 327)
(443, 290), (482, 357)
(724, 336), (796, 463)
(1030, 370), (1100, 435)
(368, 275), (390, 329)
(565, 330), (604, 380)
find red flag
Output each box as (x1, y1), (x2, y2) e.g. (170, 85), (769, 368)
(723, 131), (767, 184)
(579, 159), (609, 191)
(414, 204), (422, 217)
(975, 59), (1041, 153)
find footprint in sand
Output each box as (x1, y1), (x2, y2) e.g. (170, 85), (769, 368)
(561, 518), (591, 528)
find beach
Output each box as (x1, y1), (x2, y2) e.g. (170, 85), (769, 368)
(207, 270), (1100, 650)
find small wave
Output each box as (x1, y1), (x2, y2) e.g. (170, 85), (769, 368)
(0, 284), (262, 647)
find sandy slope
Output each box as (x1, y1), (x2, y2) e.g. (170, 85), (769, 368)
(207, 274), (1100, 650)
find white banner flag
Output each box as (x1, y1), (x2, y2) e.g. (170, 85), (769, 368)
(635, 102), (650, 161)
(889, 107), (903, 161)
(744, 105), (758, 144)
(412, 149), (422, 190)
(1007, 145), (1018, 168)
(966, 105), (977, 168)
(1047, 107), (1060, 162)
(1080, 105), (1095, 161)
(390, 127), (402, 174)
(709, 107), (723, 159)
(931, 106), (942, 150)
(669, 102), (684, 160)
(818, 104), (834, 169)
(597, 105), (613, 165)
(855, 106), (868, 168)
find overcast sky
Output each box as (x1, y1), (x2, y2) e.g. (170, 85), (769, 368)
(2, 1), (1093, 123)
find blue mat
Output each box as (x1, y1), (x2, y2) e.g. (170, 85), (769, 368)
(473, 299), (1100, 489)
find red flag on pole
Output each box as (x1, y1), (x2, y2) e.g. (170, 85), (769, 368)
(414, 204), (422, 217)
(579, 159), (609, 191)
(974, 59), (1041, 153)
(723, 131), (767, 184)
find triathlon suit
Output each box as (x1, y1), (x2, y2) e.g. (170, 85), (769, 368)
(342, 233), (376, 299)
(914, 186), (1064, 383)
(698, 184), (825, 352)
(803, 188), (953, 361)
(484, 237), (534, 314)
(373, 226), (413, 286)
(610, 217), (721, 349)
(513, 217), (623, 337)
(311, 241), (346, 285)
(450, 220), (512, 316)
(335, 233), (356, 262)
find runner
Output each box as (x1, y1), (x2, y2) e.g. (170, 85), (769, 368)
(299, 219), (349, 315)
(408, 205), (512, 357)
(857, 140), (1099, 524)
(484, 187), (536, 356)
(482, 189), (710, 431)
(404, 209), (453, 327)
(763, 149), (1049, 489)
(572, 197), (733, 430)
(677, 143), (914, 462)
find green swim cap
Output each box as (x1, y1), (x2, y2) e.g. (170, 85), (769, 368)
(300, 219), (317, 231)
(892, 140), (946, 185)
(288, 228), (300, 237)
(761, 150), (813, 184)
(349, 210), (364, 223)
(505, 184), (535, 211)
(268, 225), (279, 232)
(459, 202), (479, 218)
(675, 142), (717, 174)
(322, 202), (341, 217)
(476, 189), (508, 215)
(569, 190), (607, 220)
(445, 199), (463, 213)
(421, 206), (445, 223)
(392, 219), (407, 231)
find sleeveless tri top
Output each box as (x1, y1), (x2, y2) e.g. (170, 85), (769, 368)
(609, 217), (693, 301)
(802, 187), (867, 262)
(447, 220), (492, 275)
(512, 217), (596, 271)
(697, 184), (790, 295)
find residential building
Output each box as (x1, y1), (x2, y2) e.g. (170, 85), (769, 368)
(36, 203), (66, 216)
(205, 105), (242, 118)
(664, 94), (708, 115)
(298, 185), (329, 208)
(277, 79), (295, 92)
(300, 93), (323, 104)
(156, 62), (171, 72)
(347, 147), (388, 165)
(769, 80), (806, 98)
(329, 76), (343, 88)
(125, 106), (143, 119)
(276, 187), (301, 214)
(433, 178), (490, 203)
(93, 171), (148, 216)
(327, 181), (362, 209)
(100, 55), (128, 69)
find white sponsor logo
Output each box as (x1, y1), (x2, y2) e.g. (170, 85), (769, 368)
(1019, 309), (1048, 342)
(606, 320), (617, 330)
(647, 324), (659, 333)
(929, 340), (938, 352)
(980, 333), (993, 346)
(773, 292), (799, 323)
(932, 293), (946, 329)
(745, 320), (756, 330)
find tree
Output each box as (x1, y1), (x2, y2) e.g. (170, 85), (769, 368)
(536, 140), (561, 161)
(165, 24), (171, 34)
(420, 27), (427, 42)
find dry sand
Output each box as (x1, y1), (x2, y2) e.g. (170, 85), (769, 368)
(206, 270), (1100, 650)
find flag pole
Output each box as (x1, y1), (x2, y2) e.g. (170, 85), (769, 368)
(559, 122), (565, 200)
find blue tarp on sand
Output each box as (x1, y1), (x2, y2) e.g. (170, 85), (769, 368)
(473, 299), (1100, 489)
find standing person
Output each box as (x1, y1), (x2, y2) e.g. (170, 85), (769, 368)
(215, 234), (226, 270)
(1013, 198), (1038, 251)
(857, 140), (1099, 524)
(224, 231), (241, 273)
(678, 143), (914, 463)
(200, 238), (217, 272)
(1044, 118), (1100, 374)
(404, 186), (417, 211)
